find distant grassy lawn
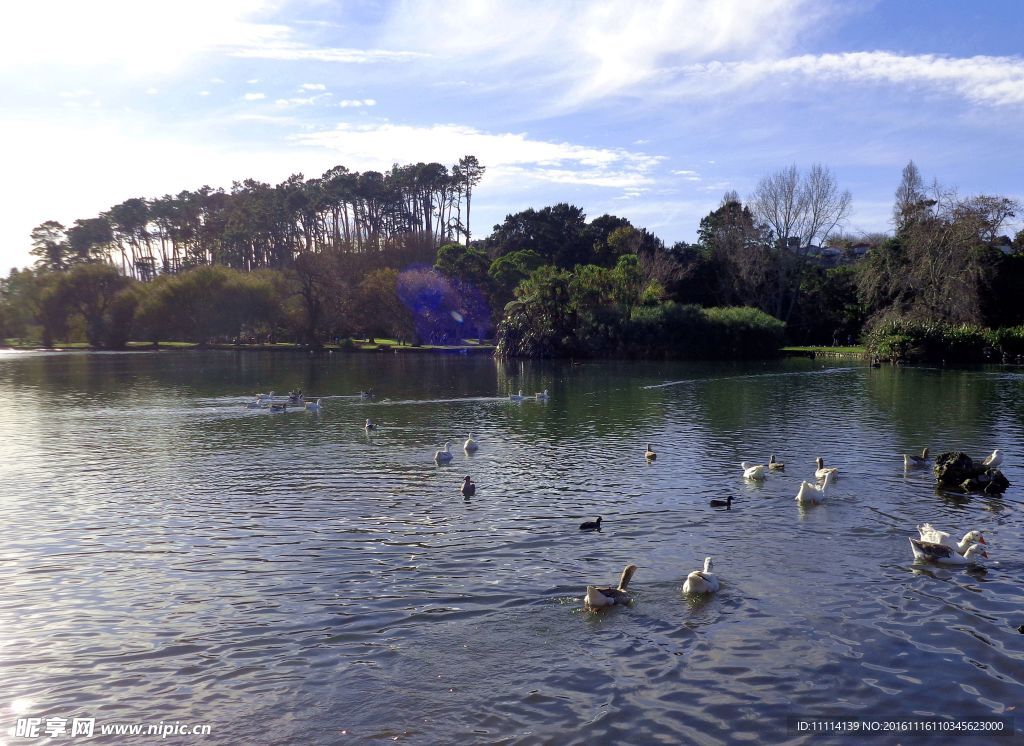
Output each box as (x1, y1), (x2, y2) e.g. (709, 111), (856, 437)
(783, 345), (866, 355)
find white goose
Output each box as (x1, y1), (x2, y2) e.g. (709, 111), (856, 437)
(584, 564), (637, 608)
(464, 433), (479, 452)
(535, 389), (550, 401)
(815, 457), (839, 481)
(796, 470), (833, 505)
(305, 398), (323, 412)
(741, 461), (766, 480)
(909, 538), (988, 566)
(903, 447), (930, 469)
(982, 449), (1003, 468)
(434, 442), (454, 463)
(917, 523), (986, 554)
(509, 390), (526, 402)
(682, 557), (720, 594)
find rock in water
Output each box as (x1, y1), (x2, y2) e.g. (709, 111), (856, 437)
(934, 451), (1009, 494)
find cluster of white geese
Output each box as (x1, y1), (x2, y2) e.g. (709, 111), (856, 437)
(583, 445), (1004, 610)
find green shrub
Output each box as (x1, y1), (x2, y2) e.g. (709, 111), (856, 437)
(993, 326), (1024, 357)
(864, 318), (993, 362)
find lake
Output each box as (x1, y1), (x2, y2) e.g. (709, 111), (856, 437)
(2, 350), (1022, 744)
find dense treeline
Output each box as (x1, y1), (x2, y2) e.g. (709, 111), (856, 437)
(2, 157), (1022, 361)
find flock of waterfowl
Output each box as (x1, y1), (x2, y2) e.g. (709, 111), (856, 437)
(579, 445), (1004, 611)
(245, 386), (1004, 613)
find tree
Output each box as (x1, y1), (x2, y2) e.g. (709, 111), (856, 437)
(30, 221), (70, 271)
(750, 164), (852, 321)
(50, 263), (136, 347)
(455, 155), (485, 246)
(893, 160), (927, 230)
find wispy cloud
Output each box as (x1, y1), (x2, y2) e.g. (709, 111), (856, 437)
(338, 99), (376, 108)
(671, 169), (701, 181)
(677, 52), (1024, 107)
(230, 46), (428, 64)
(299, 83), (326, 91)
(295, 122), (664, 189)
(243, 92), (266, 101)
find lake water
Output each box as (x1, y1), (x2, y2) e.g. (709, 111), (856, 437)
(2, 350), (1023, 744)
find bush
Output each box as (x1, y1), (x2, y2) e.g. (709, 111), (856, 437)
(864, 318), (993, 362)
(992, 326), (1024, 357)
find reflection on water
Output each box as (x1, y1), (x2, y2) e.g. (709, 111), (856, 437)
(2, 351), (1023, 743)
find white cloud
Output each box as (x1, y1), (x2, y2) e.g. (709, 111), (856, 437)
(671, 169), (701, 181)
(145, 87), (159, 95)
(299, 83), (326, 91)
(199, 90), (211, 96)
(378, 0), (826, 109)
(676, 52), (1024, 107)
(231, 46), (427, 64)
(0, 1), (283, 75)
(338, 99), (376, 108)
(275, 94), (331, 108)
(244, 92), (266, 101)
(295, 122), (664, 189)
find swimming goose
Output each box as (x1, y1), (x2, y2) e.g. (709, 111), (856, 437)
(305, 398), (323, 412)
(815, 457), (839, 481)
(645, 443), (657, 461)
(982, 449), (1002, 468)
(917, 523), (985, 554)
(364, 418), (377, 431)
(909, 538), (988, 566)
(461, 476), (476, 497)
(768, 454), (785, 471)
(683, 557), (720, 594)
(903, 447), (930, 468)
(709, 496), (733, 509)
(359, 389), (374, 400)
(741, 461), (766, 480)
(796, 470), (833, 504)
(434, 442), (454, 463)
(579, 516), (602, 531)
(464, 433), (479, 452)
(509, 390), (526, 401)
(584, 564), (637, 608)
(535, 389), (550, 401)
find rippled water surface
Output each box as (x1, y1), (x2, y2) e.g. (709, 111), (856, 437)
(2, 350), (1024, 744)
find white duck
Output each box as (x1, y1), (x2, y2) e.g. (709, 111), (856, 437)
(305, 398), (323, 412)
(535, 389), (550, 401)
(434, 442), (454, 463)
(509, 390), (526, 401)
(464, 433), (479, 452)
(909, 538), (988, 566)
(682, 556), (720, 594)
(741, 461), (766, 480)
(917, 523), (986, 554)
(815, 457), (839, 481)
(584, 564), (637, 608)
(982, 449), (1003, 468)
(796, 470), (833, 504)
(903, 447), (930, 469)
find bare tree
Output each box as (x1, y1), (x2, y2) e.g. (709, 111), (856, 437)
(749, 163), (852, 320)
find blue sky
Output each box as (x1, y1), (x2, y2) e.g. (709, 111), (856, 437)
(2, 0), (1023, 270)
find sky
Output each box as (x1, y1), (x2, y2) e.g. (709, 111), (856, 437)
(2, 0), (1023, 271)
